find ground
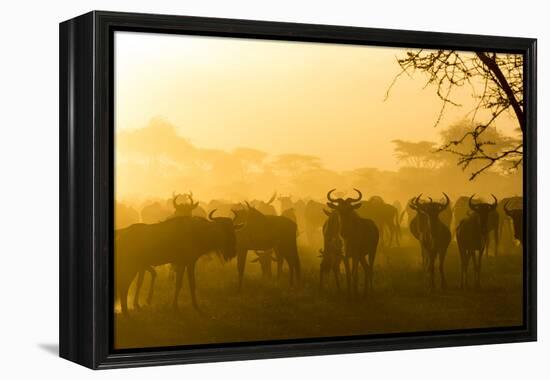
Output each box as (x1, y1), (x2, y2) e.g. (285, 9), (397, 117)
(114, 234), (523, 349)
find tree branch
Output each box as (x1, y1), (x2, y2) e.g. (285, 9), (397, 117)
(475, 52), (525, 132)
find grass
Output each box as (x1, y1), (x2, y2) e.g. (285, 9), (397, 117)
(114, 235), (523, 349)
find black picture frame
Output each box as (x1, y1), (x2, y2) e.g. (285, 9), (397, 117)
(59, 10), (537, 369)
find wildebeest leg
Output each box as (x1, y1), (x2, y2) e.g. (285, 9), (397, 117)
(288, 257), (295, 287)
(419, 244), (427, 270)
(333, 259), (341, 293)
(476, 250), (483, 289)
(359, 256), (369, 296)
(276, 250), (283, 279)
(343, 257), (351, 294)
(351, 257), (359, 298)
(494, 226), (499, 256)
(439, 253), (447, 290)
(428, 254), (435, 291)
(237, 249), (248, 291)
(146, 266), (157, 306)
(464, 252), (471, 289)
(187, 261), (200, 312)
(471, 251), (479, 289)
(319, 263), (325, 290)
(368, 251), (376, 292)
(172, 266), (186, 311)
(118, 272), (134, 316)
(133, 270), (145, 310)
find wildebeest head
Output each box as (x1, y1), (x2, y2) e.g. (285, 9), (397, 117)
(208, 209), (245, 261)
(172, 191), (199, 217)
(468, 194), (498, 234)
(504, 200), (522, 220)
(250, 250), (278, 278)
(504, 200), (523, 244)
(411, 193), (450, 220)
(326, 188), (363, 216)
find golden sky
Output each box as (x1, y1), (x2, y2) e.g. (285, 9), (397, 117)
(115, 31), (518, 173)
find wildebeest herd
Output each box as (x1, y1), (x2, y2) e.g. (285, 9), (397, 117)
(115, 190), (523, 316)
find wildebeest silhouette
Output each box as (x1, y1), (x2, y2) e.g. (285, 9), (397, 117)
(319, 209), (345, 292)
(303, 200), (326, 246)
(453, 195), (498, 255)
(234, 202), (300, 290)
(326, 189), (379, 297)
(456, 194), (498, 289)
(409, 194), (451, 290)
(357, 196), (400, 248)
(499, 196), (523, 247)
(172, 191), (199, 217)
(116, 210), (243, 314)
(503, 199), (523, 247)
(250, 250), (279, 278)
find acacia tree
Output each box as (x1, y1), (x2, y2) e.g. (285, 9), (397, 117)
(387, 50), (524, 179)
(391, 139), (443, 169)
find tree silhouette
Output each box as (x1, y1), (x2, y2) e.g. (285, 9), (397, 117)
(271, 154), (322, 174)
(386, 50), (523, 179)
(391, 140), (442, 169)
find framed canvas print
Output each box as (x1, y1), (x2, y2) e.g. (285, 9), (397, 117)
(59, 11), (537, 369)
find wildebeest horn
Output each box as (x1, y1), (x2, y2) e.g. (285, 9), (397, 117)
(267, 192), (277, 205)
(468, 194), (478, 211)
(440, 192), (450, 210)
(172, 191), (182, 208)
(346, 188), (362, 203)
(327, 189), (338, 203)
(245, 201), (252, 209)
(185, 191), (199, 207)
(411, 193), (422, 209)
(208, 209), (221, 221)
(490, 194), (498, 209)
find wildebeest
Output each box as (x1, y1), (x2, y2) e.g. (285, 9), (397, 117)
(456, 194), (498, 289)
(116, 210), (243, 314)
(402, 195), (451, 231)
(499, 196), (523, 247)
(504, 199), (523, 246)
(172, 191), (198, 217)
(453, 195), (498, 255)
(319, 209), (345, 292)
(357, 196), (400, 248)
(409, 194), (451, 290)
(326, 189), (379, 297)
(234, 203), (300, 290)
(250, 250), (279, 278)
(251, 192), (278, 215)
(303, 199), (327, 246)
